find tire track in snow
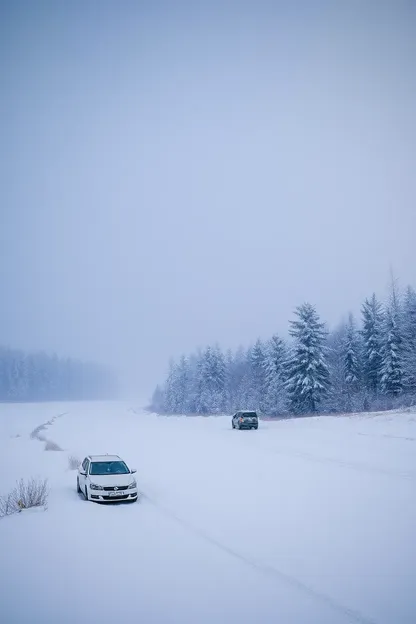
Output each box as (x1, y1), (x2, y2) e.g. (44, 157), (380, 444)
(30, 413), (68, 449)
(142, 494), (378, 624)
(357, 432), (416, 443)
(236, 436), (416, 482)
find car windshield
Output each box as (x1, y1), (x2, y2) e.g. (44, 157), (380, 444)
(89, 461), (129, 475)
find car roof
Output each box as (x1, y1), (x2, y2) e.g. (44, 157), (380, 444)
(88, 455), (122, 462)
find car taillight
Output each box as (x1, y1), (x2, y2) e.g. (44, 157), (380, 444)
(239, 417), (243, 422)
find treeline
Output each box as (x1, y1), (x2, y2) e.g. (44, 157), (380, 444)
(0, 346), (117, 402)
(152, 283), (416, 416)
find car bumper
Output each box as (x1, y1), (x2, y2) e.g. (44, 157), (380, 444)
(89, 489), (138, 502)
(239, 423), (258, 428)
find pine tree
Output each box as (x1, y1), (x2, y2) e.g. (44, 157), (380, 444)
(361, 294), (384, 395)
(151, 385), (164, 411)
(164, 359), (180, 413)
(381, 308), (403, 397)
(325, 323), (347, 412)
(211, 345), (226, 412)
(402, 286), (416, 394)
(247, 339), (266, 410)
(224, 348), (235, 412)
(230, 346), (249, 410)
(343, 314), (361, 412)
(344, 314), (361, 394)
(175, 355), (191, 413)
(285, 303), (330, 414)
(195, 346), (226, 414)
(262, 334), (287, 415)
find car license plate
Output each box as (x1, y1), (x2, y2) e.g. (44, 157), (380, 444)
(108, 490), (123, 496)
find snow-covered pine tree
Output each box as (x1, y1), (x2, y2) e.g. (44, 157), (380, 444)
(262, 334), (287, 415)
(343, 313), (362, 408)
(380, 286), (404, 397)
(325, 323), (347, 412)
(246, 339), (266, 410)
(184, 351), (200, 413)
(164, 359), (180, 413)
(230, 346), (249, 410)
(174, 355), (191, 413)
(402, 285), (416, 395)
(195, 345), (226, 414)
(285, 303), (330, 414)
(361, 294), (384, 395)
(224, 348), (235, 412)
(7, 351), (24, 400)
(212, 345), (226, 412)
(151, 384), (164, 412)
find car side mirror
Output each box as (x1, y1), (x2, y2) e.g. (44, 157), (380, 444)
(80, 471), (86, 476)
(131, 468), (137, 474)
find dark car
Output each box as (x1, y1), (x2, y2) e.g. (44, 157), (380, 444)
(232, 410), (258, 430)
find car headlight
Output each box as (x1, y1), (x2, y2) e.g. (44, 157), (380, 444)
(90, 483), (104, 490)
(127, 480), (137, 489)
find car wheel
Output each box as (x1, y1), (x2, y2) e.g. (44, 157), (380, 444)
(84, 486), (89, 501)
(232, 421), (235, 429)
(77, 478), (81, 493)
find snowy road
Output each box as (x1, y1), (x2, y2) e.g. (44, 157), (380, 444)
(1, 402), (415, 624)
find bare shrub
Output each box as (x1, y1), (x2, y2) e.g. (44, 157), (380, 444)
(0, 478), (49, 518)
(68, 455), (80, 470)
(44, 439), (63, 451)
(0, 492), (16, 517)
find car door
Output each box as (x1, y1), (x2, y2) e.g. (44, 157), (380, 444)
(84, 460), (90, 490)
(79, 458), (88, 489)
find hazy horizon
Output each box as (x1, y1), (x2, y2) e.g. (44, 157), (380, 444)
(1, 1), (415, 396)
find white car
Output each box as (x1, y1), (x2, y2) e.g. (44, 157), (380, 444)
(77, 455), (138, 503)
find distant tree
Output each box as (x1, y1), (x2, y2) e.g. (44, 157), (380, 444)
(325, 323), (348, 413)
(151, 385), (164, 412)
(380, 282), (404, 397)
(0, 346), (115, 402)
(285, 303), (330, 414)
(262, 334), (287, 415)
(175, 355), (191, 413)
(224, 348), (235, 411)
(361, 294), (384, 395)
(194, 346), (226, 414)
(229, 346), (250, 410)
(163, 359), (180, 413)
(245, 339), (266, 410)
(343, 313), (362, 409)
(402, 286), (416, 394)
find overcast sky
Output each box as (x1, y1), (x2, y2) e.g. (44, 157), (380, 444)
(1, 0), (415, 396)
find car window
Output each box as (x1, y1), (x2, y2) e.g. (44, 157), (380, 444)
(89, 461), (130, 475)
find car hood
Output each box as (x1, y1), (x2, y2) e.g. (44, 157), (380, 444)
(88, 475), (135, 487)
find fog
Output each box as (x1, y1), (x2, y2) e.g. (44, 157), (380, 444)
(1, 1), (415, 396)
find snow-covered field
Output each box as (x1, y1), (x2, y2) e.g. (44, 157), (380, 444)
(1, 402), (415, 624)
